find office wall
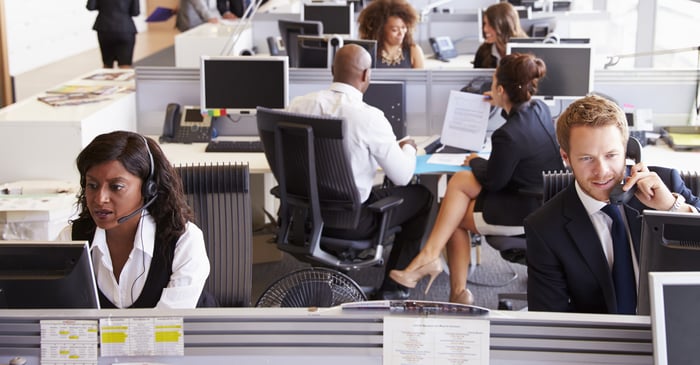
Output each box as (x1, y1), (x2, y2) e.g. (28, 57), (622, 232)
(3, 0), (148, 76)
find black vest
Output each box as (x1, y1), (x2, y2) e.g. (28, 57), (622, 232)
(72, 219), (217, 307)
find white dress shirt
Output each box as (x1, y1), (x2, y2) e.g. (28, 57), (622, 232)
(574, 181), (640, 285)
(287, 82), (416, 202)
(89, 215), (210, 309)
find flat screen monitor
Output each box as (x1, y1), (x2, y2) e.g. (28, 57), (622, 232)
(277, 19), (323, 67)
(506, 42), (593, 100)
(638, 210), (700, 315)
(508, 37), (590, 44)
(364, 80), (406, 139)
(200, 55), (289, 116)
(297, 35), (377, 69)
(0, 241), (100, 309)
(302, 3), (355, 37)
(649, 271), (700, 365)
(519, 16), (557, 37)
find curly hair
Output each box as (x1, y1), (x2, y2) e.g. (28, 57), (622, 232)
(495, 53), (546, 105)
(73, 131), (194, 258)
(556, 94), (629, 154)
(357, 0), (419, 51)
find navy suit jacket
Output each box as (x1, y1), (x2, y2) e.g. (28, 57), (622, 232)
(87, 0), (139, 33)
(525, 166), (700, 313)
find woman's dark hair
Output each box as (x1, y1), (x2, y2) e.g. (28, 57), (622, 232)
(73, 131), (193, 256)
(496, 53), (546, 104)
(357, 0), (419, 51)
(474, 2), (528, 67)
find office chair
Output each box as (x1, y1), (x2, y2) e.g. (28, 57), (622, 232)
(484, 137), (643, 309)
(255, 107), (404, 303)
(175, 163), (252, 307)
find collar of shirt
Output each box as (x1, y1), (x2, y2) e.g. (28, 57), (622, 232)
(93, 214), (156, 266)
(574, 180), (608, 216)
(329, 82), (363, 102)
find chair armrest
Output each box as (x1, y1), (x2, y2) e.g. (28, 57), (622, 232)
(367, 195), (404, 213)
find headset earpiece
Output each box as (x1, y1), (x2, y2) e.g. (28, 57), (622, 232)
(141, 135), (157, 201)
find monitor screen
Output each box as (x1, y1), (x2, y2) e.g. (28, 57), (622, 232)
(649, 272), (700, 365)
(519, 16), (557, 37)
(297, 35), (377, 69)
(200, 55), (289, 115)
(505, 42), (593, 100)
(0, 241), (100, 309)
(277, 19), (323, 67)
(364, 80), (406, 139)
(638, 210), (700, 315)
(302, 3), (354, 36)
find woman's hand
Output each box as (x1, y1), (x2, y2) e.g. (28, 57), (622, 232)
(462, 153), (480, 166)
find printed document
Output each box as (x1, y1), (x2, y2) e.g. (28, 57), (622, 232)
(440, 90), (491, 152)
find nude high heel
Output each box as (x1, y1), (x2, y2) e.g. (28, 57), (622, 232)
(389, 258), (443, 295)
(449, 289), (474, 305)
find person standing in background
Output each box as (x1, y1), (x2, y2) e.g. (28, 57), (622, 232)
(176, 0), (219, 32)
(86, 0), (140, 69)
(473, 2), (528, 68)
(357, 0), (425, 69)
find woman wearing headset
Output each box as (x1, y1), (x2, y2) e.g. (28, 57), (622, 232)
(68, 131), (211, 308)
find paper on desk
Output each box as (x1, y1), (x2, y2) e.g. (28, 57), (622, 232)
(440, 90), (490, 152)
(427, 153), (467, 166)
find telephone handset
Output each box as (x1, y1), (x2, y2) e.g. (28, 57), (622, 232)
(609, 173), (639, 205)
(159, 103), (212, 143)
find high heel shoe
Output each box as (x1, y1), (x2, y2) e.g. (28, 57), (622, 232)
(449, 289), (474, 305)
(389, 258), (443, 295)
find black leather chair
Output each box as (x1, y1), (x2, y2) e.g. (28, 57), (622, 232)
(256, 107), (404, 272)
(484, 137), (643, 309)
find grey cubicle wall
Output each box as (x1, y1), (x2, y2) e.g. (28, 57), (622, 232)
(135, 66), (700, 138)
(0, 308), (653, 364)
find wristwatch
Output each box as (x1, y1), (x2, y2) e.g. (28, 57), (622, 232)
(668, 193), (686, 212)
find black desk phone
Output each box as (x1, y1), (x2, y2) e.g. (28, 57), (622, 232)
(429, 36), (458, 61)
(159, 103), (212, 143)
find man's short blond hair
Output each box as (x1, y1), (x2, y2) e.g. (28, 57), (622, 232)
(556, 94), (629, 154)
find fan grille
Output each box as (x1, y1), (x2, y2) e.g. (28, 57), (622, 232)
(256, 267), (367, 307)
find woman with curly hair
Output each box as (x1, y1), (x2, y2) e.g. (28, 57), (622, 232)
(68, 131), (211, 309)
(357, 0), (425, 68)
(473, 2), (528, 68)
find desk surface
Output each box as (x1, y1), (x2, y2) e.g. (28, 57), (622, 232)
(156, 138), (271, 174)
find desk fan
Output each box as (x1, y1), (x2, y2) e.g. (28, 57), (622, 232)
(256, 267), (367, 307)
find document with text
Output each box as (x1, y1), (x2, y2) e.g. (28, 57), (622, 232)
(440, 90), (491, 152)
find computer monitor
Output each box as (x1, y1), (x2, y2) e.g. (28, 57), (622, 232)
(637, 210), (700, 315)
(508, 37), (590, 44)
(505, 42), (593, 100)
(519, 16), (557, 37)
(364, 80), (406, 139)
(302, 2), (355, 37)
(649, 271), (700, 365)
(200, 55), (289, 116)
(0, 241), (100, 309)
(297, 35), (377, 69)
(277, 19), (323, 67)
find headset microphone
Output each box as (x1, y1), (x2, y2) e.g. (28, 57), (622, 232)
(117, 194), (157, 224)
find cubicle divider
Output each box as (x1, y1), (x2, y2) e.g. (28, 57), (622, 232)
(0, 308), (653, 364)
(135, 66), (700, 139)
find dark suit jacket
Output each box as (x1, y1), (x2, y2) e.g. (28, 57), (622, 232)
(218, 0), (267, 17)
(470, 99), (564, 226)
(87, 0), (139, 33)
(525, 166), (700, 313)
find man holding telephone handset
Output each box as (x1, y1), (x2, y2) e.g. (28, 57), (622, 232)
(525, 95), (700, 314)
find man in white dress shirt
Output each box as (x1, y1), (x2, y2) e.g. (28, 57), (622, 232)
(287, 44), (434, 299)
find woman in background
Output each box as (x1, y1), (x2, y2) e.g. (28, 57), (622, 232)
(357, 0), (425, 69)
(473, 2), (528, 68)
(390, 53), (564, 305)
(86, 0), (140, 68)
(70, 131), (211, 309)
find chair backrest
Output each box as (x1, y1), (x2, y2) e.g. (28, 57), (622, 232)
(256, 106), (364, 260)
(175, 163), (252, 307)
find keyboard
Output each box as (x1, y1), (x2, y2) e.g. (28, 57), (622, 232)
(205, 140), (264, 153)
